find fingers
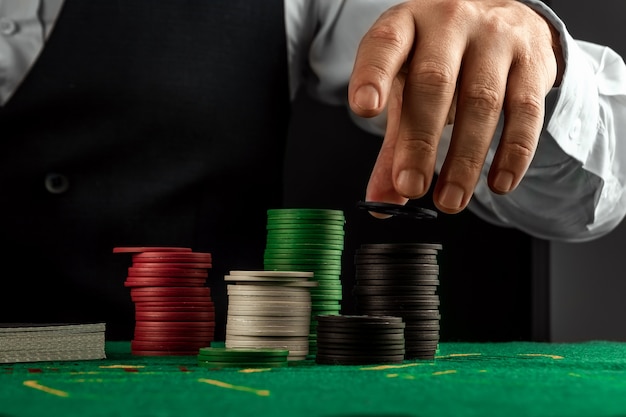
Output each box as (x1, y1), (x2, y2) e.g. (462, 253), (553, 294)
(487, 53), (550, 195)
(348, 5), (415, 118)
(391, 20), (465, 201)
(357, 0), (559, 215)
(433, 35), (513, 213)
(366, 74), (409, 219)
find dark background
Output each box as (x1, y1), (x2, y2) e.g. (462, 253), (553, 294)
(548, 0), (626, 342)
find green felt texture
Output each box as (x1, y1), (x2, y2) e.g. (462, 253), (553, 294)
(1, 341), (626, 417)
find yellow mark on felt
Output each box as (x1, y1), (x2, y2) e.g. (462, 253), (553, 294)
(100, 364), (145, 369)
(361, 363), (421, 371)
(387, 373), (415, 380)
(198, 378), (270, 397)
(239, 368), (271, 373)
(432, 370), (457, 376)
(518, 354), (564, 360)
(23, 380), (69, 397)
(569, 373), (582, 377)
(437, 353), (481, 359)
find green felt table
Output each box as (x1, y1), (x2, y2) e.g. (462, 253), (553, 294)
(2, 341), (626, 417)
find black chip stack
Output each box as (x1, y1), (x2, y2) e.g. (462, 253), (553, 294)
(352, 243), (442, 360)
(315, 315), (405, 365)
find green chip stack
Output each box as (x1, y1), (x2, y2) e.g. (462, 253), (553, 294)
(197, 347), (289, 368)
(264, 208), (345, 357)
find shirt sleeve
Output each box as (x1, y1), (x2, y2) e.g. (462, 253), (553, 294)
(286, 0), (405, 105)
(0, 0), (65, 106)
(469, 0), (626, 242)
(0, 1), (43, 105)
(290, 0), (626, 243)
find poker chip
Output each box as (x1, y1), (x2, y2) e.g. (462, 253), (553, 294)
(131, 350), (201, 356)
(133, 320), (215, 327)
(359, 243), (443, 251)
(133, 328), (214, 336)
(124, 278), (207, 287)
(135, 311), (215, 321)
(131, 340), (208, 350)
(224, 269), (318, 361)
(127, 267), (209, 278)
(114, 246), (216, 355)
(133, 334), (215, 343)
(130, 287), (211, 296)
(132, 251), (212, 260)
(113, 246), (193, 253)
(315, 315), (406, 365)
(130, 296), (212, 303)
(134, 305), (215, 313)
(353, 285), (438, 295)
(225, 277), (319, 287)
(229, 270), (315, 278)
(266, 209), (346, 358)
(266, 242), (345, 250)
(130, 261), (213, 269)
(351, 243), (443, 360)
(265, 233), (345, 242)
(133, 301), (214, 307)
(196, 347), (290, 368)
(356, 201), (438, 220)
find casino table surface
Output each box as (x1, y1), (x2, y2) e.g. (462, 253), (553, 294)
(2, 340), (626, 417)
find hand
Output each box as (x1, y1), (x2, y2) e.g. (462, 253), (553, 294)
(348, 0), (563, 215)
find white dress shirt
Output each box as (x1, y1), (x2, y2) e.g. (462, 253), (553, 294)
(2, 0), (625, 243)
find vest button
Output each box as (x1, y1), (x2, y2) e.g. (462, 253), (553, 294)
(44, 173), (70, 194)
(0, 18), (18, 36)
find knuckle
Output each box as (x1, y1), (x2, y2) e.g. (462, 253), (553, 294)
(362, 7), (410, 58)
(408, 61), (456, 95)
(508, 92), (544, 124)
(502, 139), (535, 160)
(481, 12), (511, 37)
(514, 49), (535, 68)
(365, 25), (407, 54)
(401, 133), (438, 156)
(451, 153), (485, 173)
(441, 0), (473, 24)
(462, 83), (502, 115)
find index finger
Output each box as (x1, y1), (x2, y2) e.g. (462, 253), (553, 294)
(348, 5), (415, 118)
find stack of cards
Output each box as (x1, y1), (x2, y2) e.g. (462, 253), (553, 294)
(0, 323), (106, 363)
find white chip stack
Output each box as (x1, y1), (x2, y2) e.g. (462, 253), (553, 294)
(224, 270), (318, 361)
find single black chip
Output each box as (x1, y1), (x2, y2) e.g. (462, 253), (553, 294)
(356, 201), (437, 220)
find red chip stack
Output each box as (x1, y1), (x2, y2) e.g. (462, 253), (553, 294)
(113, 246), (215, 355)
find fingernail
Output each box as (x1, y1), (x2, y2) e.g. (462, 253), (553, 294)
(397, 169), (425, 197)
(439, 183), (465, 211)
(354, 85), (380, 111)
(493, 170), (515, 193)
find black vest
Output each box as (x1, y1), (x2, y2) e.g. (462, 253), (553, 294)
(1, 0), (290, 340)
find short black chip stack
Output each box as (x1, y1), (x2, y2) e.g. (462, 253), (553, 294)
(315, 315), (405, 365)
(352, 243), (442, 360)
